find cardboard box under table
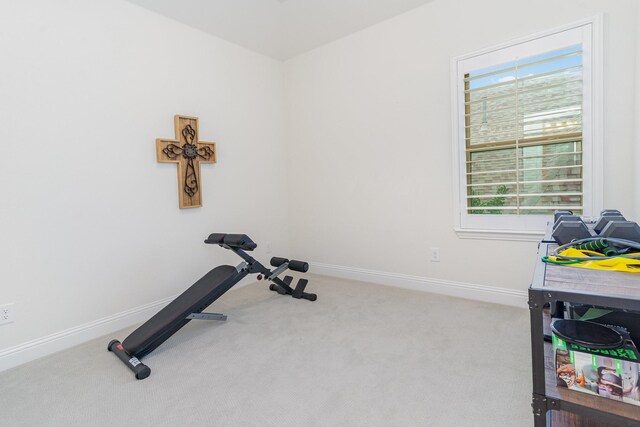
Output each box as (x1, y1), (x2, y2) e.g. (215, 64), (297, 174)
(552, 319), (640, 406)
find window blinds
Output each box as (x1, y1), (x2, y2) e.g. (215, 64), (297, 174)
(464, 46), (583, 215)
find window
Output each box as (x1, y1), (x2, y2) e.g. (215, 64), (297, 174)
(451, 18), (602, 240)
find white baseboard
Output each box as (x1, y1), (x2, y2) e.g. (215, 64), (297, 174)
(0, 295), (177, 373)
(0, 274), (259, 373)
(0, 269), (524, 374)
(310, 262), (528, 308)
(0, 277), (258, 373)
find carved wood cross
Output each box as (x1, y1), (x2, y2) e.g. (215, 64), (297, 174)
(156, 115), (217, 208)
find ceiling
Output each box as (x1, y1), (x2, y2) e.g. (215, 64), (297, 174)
(125, 0), (434, 60)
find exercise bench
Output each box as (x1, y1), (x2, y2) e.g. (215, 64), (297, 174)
(108, 233), (316, 379)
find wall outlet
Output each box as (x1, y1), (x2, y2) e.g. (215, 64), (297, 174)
(265, 241), (272, 254)
(0, 303), (14, 325)
(430, 248), (440, 262)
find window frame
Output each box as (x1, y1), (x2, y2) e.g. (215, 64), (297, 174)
(450, 16), (603, 241)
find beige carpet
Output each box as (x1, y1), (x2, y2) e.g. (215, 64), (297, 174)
(0, 274), (532, 426)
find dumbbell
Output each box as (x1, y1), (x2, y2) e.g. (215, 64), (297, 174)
(594, 214), (626, 234)
(592, 209), (640, 244)
(551, 212), (592, 245)
(600, 221), (640, 243)
(553, 210), (574, 224)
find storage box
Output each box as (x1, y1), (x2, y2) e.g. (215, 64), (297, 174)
(553, 325), (640, 406)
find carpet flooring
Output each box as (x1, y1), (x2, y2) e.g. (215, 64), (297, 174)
(0, 274), (532, 426)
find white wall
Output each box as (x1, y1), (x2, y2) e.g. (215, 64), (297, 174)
(2, 0), (639, 371)
(0, 0), (288, 359)
(636, 4), (640, 217)
(284, 0), (639, 299)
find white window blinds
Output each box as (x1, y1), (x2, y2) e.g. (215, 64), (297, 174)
(464, 46), (583, 215)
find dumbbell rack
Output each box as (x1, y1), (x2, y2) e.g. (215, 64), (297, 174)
(529, 224), (640, 426)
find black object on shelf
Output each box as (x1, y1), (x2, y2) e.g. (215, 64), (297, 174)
(551, 319), (625, 349)
(568, 304), (640, 349)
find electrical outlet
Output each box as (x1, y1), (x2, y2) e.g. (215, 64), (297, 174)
(430, 248), (440, 262)
(0, 303), (14, 325)
(265, 241), (272, 254)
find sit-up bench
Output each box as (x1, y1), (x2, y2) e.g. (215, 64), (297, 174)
(108, 233), (316, 379)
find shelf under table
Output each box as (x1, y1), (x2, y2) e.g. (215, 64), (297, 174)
(544, 342), (640, 423)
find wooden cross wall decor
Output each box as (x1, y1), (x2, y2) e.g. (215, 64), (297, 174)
(156, 115), (217, 208)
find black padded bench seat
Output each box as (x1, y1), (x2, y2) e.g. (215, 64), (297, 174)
(108, 232), (316, 379)
(123, 265), (242, 358)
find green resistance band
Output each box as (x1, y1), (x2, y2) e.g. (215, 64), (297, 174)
(541, 256), (583, 265)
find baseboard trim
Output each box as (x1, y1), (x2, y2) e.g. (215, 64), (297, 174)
(310, 262), (528, 308)
(0, 268), (523, 373)
(0, 276), (258, 373)
(0, 295), (176, 373)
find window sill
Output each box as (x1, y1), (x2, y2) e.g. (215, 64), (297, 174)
(454, 228), (545, 242)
